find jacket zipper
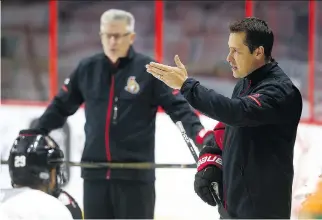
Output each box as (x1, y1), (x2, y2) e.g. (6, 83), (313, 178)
(112, 97), (118, 124)
(105, 75), (115, 179)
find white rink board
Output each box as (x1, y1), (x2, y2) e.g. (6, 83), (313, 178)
(0, 105), (321, 219)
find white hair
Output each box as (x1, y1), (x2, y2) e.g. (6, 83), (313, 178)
(100, 9), (135, 32)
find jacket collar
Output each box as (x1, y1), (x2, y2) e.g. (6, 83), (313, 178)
(120, 45), (135, 61)
(106, 46), (135, 68)
(127, 45), (135, 59)
(245, 60), (278, 84)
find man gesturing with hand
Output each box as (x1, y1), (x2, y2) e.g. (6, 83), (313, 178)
(146, 54), (188, 90)
(146, 17), (302, 218)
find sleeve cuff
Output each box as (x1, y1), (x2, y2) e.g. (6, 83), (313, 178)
(180, 78), (198, 95)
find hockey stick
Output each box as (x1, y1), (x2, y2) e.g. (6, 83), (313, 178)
(175, 121), (231, 219)
(0, 160), (196, 169)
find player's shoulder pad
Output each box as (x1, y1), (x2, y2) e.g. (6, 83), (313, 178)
(58, 191), (72, 205)
(58, 190), (75, 205)
(58, 190), (82, 210)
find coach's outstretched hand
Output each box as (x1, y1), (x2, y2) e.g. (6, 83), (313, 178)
(146, 55), (188, 89)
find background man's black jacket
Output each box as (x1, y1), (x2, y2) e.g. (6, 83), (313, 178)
(181, 61), (303, 218)
(35, 47), (203, 181)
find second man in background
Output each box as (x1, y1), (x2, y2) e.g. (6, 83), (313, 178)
(33, 9), (215, 219)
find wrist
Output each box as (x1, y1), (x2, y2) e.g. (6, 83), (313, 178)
(196, 129), (222, 155)
(179, 76), (188, 89)
(199, 145), (222, 157)
(180, 77), (197, 94)
(196, 128), (211, 145)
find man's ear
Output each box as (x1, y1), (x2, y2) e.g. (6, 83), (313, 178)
(130, 32), (136, 44)
(254, 46), (265, 60)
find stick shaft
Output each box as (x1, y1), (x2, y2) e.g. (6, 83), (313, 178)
(175, 121), (231, 219)
(0, 160), (196, 169)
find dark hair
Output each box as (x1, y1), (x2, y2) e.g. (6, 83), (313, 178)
(229, 17), (274, 61)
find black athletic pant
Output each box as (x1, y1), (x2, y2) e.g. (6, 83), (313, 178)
(83, 179), (155, 219)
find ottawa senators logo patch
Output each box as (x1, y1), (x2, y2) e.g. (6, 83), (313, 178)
(124, 76), (140, 94)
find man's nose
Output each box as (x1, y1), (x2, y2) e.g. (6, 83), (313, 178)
(109, 37), (117, 44)
(226, 52), (232, 63)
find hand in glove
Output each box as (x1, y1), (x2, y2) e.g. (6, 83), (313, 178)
(194, 122), (225, 206)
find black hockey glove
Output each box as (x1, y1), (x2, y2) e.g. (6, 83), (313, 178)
(194, 122), (225, 206)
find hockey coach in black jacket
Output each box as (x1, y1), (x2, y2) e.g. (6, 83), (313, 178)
(32, 9), (215, 220)
(147, 17), (303, 219)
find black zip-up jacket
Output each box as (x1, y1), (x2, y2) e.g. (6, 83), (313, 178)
(35, 47), (203, 181)
(180, 61), (302, 218)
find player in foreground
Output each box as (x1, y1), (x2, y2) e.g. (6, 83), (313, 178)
(0, 129), (82, 220)
(146, 17), (303, 218)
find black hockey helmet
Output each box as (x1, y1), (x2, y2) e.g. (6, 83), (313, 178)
(8, 129), (66, 196)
